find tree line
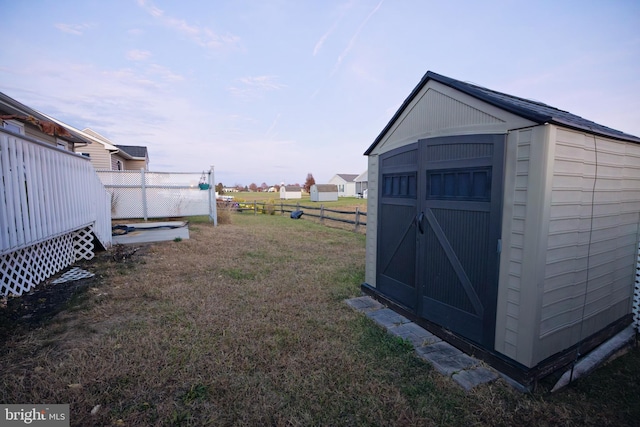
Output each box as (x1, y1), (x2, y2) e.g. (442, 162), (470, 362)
(216, 173), (316, 194)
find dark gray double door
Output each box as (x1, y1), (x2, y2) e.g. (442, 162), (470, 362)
(376, 134), (504, 348)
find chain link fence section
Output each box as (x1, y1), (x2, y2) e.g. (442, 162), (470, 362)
(97, 169), (213, 220)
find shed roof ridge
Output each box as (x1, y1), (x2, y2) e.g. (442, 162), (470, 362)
(364, 71), (640, 155)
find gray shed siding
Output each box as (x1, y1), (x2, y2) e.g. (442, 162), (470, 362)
(495, 125), (552, 364)
(495, 125), (640, 367)
(367, 76), (640, 370)
(364, 156), (379, 287)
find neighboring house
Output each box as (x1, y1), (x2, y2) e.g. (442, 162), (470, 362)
(363, 70), (640, 388)
(280, 185), (302, 200)
(0, 91), (91, 152)
(310, 184), (338, 202)
(328, 174), (359, 197)
(79, 128), (149, 171)
(354, 170), (368, 197)
(115, 145), (149, 171)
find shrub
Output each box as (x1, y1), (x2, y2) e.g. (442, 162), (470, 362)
(217, 205), (233, 225)
(265, 199), (276, 215)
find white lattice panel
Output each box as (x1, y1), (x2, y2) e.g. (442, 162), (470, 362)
(73, 226), (95, 261)
(634, 240), (640, 332)
(1, 227), (96, 296)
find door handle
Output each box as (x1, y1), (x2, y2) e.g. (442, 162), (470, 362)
(417, 212), (425, 234)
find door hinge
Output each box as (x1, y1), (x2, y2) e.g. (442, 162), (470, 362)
(497, 239), (502, 254)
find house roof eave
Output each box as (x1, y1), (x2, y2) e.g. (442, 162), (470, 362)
(0, 93), (92, 145)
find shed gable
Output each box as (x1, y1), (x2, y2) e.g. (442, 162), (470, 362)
(372, 82), (535, 156)
(386, 88), (503, 141)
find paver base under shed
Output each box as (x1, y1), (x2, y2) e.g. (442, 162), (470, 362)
(346, 296), (637, 392)
(345, 296), (499, 391)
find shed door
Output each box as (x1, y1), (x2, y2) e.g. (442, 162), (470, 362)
(417, 134), (504, 347)
(376, 143), (419, 310)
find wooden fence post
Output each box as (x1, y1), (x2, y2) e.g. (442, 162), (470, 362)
(355, 207), (360, 232)
(320, 205), (324, 223)
(253, 200), (257, 215)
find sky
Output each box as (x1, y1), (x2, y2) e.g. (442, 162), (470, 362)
(1, 1), (639, 186)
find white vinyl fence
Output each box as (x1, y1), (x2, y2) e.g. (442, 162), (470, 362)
(97, 168), (216, 222)
(1, 129), (112, 296)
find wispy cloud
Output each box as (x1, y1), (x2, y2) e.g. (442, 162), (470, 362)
(54, 23), (93, 36)
(330, 0), (384, 76)
(137, 0), (240, 50)
(238, 76), (285, 90)
(314, 20), (339, 56)
(228, 76), (286, 98)
(266, 113), (281, 137)
(127, 49), (152, 61)
(148, 64), (184, 82)
(313, 0), (355, 56)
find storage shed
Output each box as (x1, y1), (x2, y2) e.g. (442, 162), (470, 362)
(310, 184), (338, 202)
(363, 71), (640, 385)
(280, 185), (302, 200)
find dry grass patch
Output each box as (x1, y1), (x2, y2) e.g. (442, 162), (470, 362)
(0, 213), (638, 426)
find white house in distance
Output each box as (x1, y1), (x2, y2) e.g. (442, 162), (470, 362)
(354, 170), (368, 198)
(328, 173), (359, 197)
(280, 185), (302, 200)
(310, 184), (338, 202)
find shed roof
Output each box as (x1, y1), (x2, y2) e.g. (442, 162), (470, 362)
(283, 185), (301, 191)
(314, 184), (338, 192)
(365, 71), (640, 155)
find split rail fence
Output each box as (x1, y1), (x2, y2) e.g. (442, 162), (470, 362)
(233, 201), (367, 232)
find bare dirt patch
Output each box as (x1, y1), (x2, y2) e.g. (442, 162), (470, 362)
(0, 245), (144, 339)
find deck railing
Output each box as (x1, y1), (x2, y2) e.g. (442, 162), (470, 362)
(0, 129), (112, 295)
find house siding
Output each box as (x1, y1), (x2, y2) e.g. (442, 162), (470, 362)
(79, 141), (111, 170)
(126, 158), (148, 171)
(328, 175), (357, 197)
